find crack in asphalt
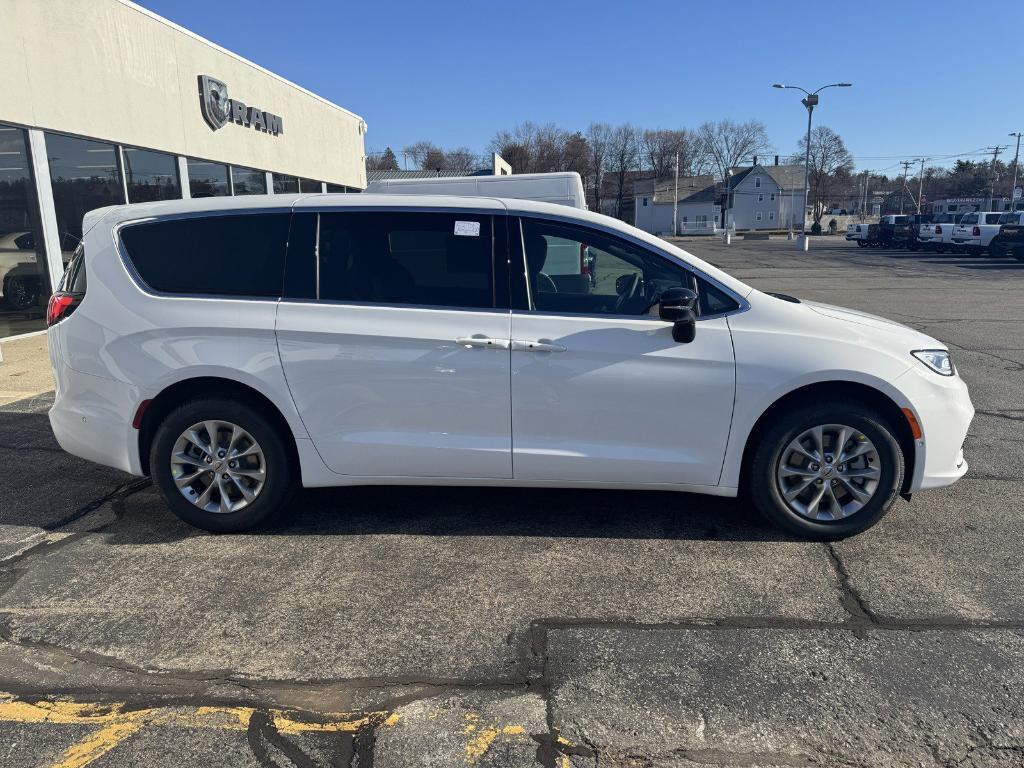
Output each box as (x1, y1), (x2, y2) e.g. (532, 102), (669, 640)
(1, 427), (1022, 766)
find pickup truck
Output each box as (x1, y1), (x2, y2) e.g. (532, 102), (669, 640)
(951, 211), (1006, 254)
(917, 213), (963, 253)
(987, 211), (1024, 260)
(845, 215), (910, 248)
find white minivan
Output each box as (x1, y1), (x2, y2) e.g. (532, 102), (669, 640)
(47, 194), (973, 539)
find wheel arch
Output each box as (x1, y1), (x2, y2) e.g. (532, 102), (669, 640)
(137, 376), (300, 477)
(736, 380), (916, 495)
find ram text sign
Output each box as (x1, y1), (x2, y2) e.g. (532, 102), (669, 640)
(199, 75), (283, 136)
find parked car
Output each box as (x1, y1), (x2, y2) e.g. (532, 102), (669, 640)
(845, 215), (910, 248)
(917, 213), (963, 253)
(951, 211), (1005, 254)
(845, 221), (875, 246)
(987, 211), (1024, 260)
(47, 195), (974, 540)
(0, 230), (44, 310)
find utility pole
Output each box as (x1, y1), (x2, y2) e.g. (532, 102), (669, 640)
(673, 152), (679, 236)
(914, 158), (929, 214)
(899, 160), (914, 214)
(1008, 133), (1022, 211)
(984, 145), (1006, 210)
(862, 169), (870, 217)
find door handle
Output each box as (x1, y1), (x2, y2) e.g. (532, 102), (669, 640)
(512, 339), (566, 353)
(455, 336), (511, 349)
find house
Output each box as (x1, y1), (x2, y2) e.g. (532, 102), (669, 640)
(724, 162), (805, 231)
(633, 175), (719, 235)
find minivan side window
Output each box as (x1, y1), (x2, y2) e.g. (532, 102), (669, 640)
(520, 218), (698, 317)
(317, 212), (494, 309)
(119, 213), (290, 297)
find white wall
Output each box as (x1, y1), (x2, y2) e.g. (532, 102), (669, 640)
(728, 171), (801, 230)
(0, 0), (366, 187)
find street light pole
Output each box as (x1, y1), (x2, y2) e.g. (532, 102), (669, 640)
(1010, 132), (1022, 211)
(773, 82), (852, 251)
(673, 152), (679, 236)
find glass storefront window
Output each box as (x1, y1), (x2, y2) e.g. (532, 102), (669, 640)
(187, 158), (230, 198)
(272, 173), (298, 194)
(231, 166), (267, 195)
(298, 178), (323, 193)
(123, 147), (180, 203)
(45, 132), (125, 263)
(0, 124), (50, 336)
(325, 183), (355, 193)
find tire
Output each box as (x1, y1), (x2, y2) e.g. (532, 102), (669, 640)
(748, 401), (904, 540)
(989, 237), (1011, 259)
(856, 239), (868, 248)
(2, 276), (38, 310)
(150, 397), (295, 532)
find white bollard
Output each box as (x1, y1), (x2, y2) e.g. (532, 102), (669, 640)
(797, 235), (810, 251)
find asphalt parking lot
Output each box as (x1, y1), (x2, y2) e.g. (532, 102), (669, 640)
(1, 237), (1022, 767)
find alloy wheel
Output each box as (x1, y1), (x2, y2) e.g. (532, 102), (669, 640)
(171, 420), (266, 514)
(775, 424), (880, 521)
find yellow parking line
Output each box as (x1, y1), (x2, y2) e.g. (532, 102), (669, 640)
(0, 693), (397, 767)
(52, 714), (149, 768)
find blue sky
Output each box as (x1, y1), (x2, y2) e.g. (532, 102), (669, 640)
(141, 0), (1024, 175)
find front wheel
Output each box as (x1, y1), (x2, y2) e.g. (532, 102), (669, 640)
(856, 239), (868, 248)
(748, 402), (904, 540)
(151, 397), (295, 532)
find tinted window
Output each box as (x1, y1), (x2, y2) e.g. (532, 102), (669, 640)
(57, 244), (87, 294)
(298, 178), (323, 193)
(123, 148), (181, 203)
(318, 212), (493, 309)
(46, 132), (125, 257)
(984, 214), (1001, 224)
(520, 218), (691, 316)
(961, 213), (979, 225)
(187, 159), (230, 198)
(120, 213), (290, 296)
(272, 173), (299, 194)
(696, 277), (739, 316)
(231, 166), (267, 195)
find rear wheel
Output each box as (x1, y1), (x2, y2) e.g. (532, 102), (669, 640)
(856, 239), (868, 248)
(151, 397), (295, 532)
(748, 402), (904, 540)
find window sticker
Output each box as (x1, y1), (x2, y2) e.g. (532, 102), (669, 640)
(454, 220), (481, 237)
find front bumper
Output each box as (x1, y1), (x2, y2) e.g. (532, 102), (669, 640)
(897, 364), (974, 492)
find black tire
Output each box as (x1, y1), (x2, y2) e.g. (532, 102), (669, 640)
(748, 401), (904, 540)
(150, 397), (295, 532)
(856, 239), (868, 248)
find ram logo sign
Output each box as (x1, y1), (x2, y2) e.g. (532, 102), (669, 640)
(198, 75), (284, 136)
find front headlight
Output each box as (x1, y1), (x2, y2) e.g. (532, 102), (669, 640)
(912, 349), (955, 376)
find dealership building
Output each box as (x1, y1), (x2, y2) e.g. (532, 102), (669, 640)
(0, 0), (367, 338)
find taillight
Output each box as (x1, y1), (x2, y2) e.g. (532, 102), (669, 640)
(972, 226), (981, 237)
(46, 293), (77, 326)
(579, 243), (590, 276)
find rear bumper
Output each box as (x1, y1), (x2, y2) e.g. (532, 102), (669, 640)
(49, 364), (143, 476)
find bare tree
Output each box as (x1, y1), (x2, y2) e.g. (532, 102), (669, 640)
(366, 147), (400, 171)
(585, 122), (612, 211)
(792, 125), (854, 225)
(403, 141), (445, 170)
(562, 132), (591, 178)
(444, 147), (479, 174)
(698, 119), (774, 181)
(608, 123), (640, 219)
(639, 128), (711, 179)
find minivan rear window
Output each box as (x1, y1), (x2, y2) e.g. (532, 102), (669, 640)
(119, 213), (290, 297)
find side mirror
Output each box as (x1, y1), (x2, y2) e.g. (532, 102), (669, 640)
(658, 287), (698, 343)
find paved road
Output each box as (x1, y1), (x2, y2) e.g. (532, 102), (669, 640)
(1, 238), (1022, 767)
